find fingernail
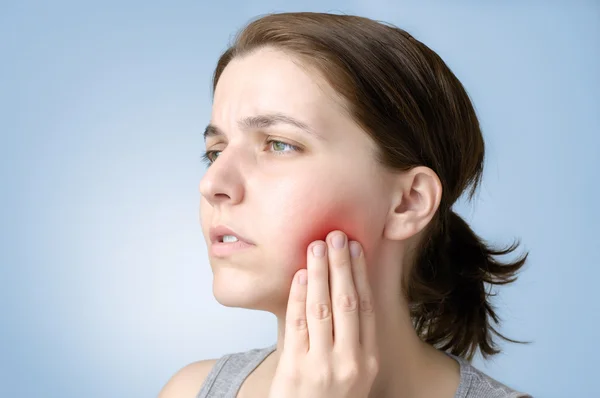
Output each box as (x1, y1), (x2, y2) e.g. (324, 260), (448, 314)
(312, 243), (326, 257)
(297, 270), (307, 285)
(332, 233), (346, 249)
(350, 241), (361, 258)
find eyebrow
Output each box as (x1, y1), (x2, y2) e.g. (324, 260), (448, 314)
(203, 113), (321, 141)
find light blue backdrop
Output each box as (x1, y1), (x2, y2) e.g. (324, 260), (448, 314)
(1, 1), (598, 397)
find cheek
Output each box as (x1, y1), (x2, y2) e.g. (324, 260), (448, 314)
(293, 209), (361, 248)
(199, 199), (211, 242)
(278, 196), (380, 271)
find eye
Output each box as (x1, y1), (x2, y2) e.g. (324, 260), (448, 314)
(268, 139), (300, 153)
(200, 139), (302, 167)
(200, 150), (220, 166)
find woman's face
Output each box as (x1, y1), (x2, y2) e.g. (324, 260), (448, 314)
(199, 47), (393, 314)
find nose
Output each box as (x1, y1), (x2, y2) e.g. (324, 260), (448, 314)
(199, 147), (245, 207)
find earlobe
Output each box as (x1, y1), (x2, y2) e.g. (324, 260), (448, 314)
(382, 167), (443, 241)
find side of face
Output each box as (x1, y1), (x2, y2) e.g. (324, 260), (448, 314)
(199, 47), (393, 315)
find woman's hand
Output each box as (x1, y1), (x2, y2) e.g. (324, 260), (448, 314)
(268, 230), (379, 398)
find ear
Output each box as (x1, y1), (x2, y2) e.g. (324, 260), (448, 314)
(383, 166), (443, 241)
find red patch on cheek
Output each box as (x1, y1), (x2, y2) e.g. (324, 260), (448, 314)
(291, 208), (370, 267)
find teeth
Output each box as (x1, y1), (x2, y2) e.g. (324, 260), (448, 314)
(222, 235), (239, 243)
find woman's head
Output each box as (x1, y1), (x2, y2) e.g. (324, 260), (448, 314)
(200, 46), (393, 314)
(199, 12), (527, 360)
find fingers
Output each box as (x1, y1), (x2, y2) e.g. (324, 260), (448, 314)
(275, 235), (379, 398)
(286, 231), (376, 361)
(306, 241), (333, 353)
(348, 240), (377, 356)
(326, 231), (360, 351)
(284, 269), (309, 355)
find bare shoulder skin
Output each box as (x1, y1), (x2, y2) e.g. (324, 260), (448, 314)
(158, 359), (217, 398)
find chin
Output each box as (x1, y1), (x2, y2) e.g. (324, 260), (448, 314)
(211, 268), (289, 314)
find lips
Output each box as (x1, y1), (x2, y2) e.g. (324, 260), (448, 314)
(209, 225), (254, 245)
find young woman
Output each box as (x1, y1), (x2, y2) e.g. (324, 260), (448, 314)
(160, 12), (531, 398)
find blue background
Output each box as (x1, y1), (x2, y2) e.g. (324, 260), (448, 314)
(1, 1), (598, 397)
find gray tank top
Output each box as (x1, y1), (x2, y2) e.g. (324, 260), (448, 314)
(196, 344), (532, 398)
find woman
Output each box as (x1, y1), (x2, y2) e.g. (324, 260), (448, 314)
(160, 11), (531, 398)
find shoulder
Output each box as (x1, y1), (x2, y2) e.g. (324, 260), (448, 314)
(157, 344), (276, 398)
(158, 358), (218, 398)
(454, 356), (532, 398)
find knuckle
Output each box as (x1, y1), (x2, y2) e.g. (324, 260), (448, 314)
(337, 365), (360, 382)
(311, 302), (331, 320)
(291, 316), (308, 331)
(359, 295), (375, 314)
(366, 355), (380, 376)
(335, 293), (358, 312)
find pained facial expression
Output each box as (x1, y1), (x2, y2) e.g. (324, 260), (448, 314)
(199, 47), (393, 315)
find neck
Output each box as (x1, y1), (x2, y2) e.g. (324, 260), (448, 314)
(265, 244), (459, 397)
(268, 289), (460, 398)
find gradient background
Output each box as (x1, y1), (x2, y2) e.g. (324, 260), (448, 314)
(1, 1), (598, 397)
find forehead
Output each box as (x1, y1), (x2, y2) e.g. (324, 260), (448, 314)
(212, 47), (347, 127)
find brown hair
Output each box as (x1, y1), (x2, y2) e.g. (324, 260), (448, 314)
(211, 12), (528, 360)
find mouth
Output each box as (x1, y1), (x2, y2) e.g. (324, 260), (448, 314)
(209, 225), (255, 257)
(217, 234), (241, 243)
(209, 225), (254, 245)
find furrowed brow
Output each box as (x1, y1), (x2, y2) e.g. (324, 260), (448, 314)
(204, 112), (322, 141)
